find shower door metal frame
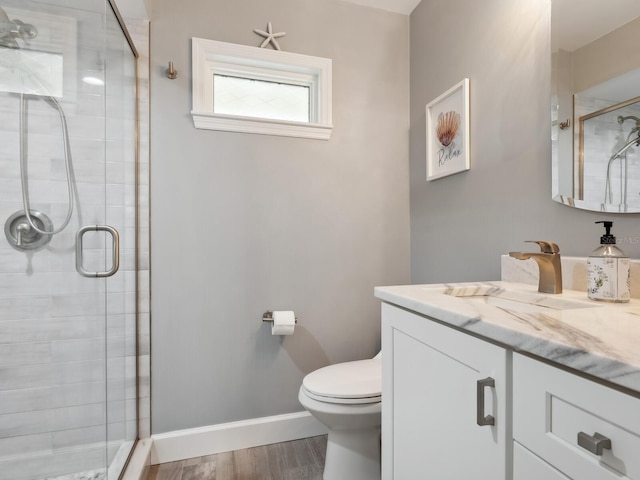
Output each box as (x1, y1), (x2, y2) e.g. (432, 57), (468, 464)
(104, 0), (141, 478)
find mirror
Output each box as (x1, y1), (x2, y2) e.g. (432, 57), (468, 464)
(552, 0), (640, 212)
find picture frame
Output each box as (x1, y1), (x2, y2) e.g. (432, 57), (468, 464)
(426, 78), (470, 181)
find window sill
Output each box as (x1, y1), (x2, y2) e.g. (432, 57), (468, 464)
(191, 111), (333, 140)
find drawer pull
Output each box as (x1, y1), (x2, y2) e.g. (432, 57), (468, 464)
(476, 377), (495, 426)
(577, 432), (612, 455)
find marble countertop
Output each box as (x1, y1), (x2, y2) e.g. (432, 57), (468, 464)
(375, 281), (640, 395)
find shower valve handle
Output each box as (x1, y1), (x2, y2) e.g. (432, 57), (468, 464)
(15, 222), (31, 246)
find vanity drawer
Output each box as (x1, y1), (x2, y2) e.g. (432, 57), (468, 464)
(513, 353), (640, 480)
(514, 441), (570, 480)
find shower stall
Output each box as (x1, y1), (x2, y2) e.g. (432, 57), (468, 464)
(0, 1), (140, 479)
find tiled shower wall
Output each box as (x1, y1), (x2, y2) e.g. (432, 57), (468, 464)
(0, 4), (149, 480)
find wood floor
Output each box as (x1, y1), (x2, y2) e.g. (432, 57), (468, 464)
(146, 435), (327, 480)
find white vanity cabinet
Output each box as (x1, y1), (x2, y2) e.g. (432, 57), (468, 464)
(513, 353), (640, 480)
(378, 281), (640, 480)
(381, 303), (510, 480)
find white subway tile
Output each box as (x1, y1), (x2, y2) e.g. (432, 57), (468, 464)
(0, 382), (105, 416)
(52, 424), (105, 450)
(0, 431), (52, 457)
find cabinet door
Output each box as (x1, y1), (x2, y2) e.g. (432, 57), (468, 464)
(513, 353), (640, 480)
(382, 303), (509, 480)
(514, 442), (571, 480)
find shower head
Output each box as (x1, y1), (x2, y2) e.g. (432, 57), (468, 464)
(618, 115), (640, 126)
(617, 115), (640, 141)
(0, 6), (37, 49)
(0, 6), (18, 48)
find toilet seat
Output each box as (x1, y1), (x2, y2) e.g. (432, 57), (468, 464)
(302, 358), (381, 405)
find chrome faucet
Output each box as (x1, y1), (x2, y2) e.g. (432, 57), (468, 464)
(509, 241), (563, 294)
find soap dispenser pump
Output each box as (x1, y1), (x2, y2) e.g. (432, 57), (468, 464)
(587, 221), (630, 302)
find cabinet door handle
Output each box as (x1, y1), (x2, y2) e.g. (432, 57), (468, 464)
(476, 377), (495, 426)
(577, 432), (612, 455)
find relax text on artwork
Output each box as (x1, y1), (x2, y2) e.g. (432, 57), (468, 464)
(438, 143), (462, 166)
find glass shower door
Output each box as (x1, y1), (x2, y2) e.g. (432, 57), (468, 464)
(0, 1), (138, 479)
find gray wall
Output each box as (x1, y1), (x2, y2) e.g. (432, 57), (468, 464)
(573, 16), (640, 93)
(410, 0), (640, 284)
(150, 0), (409, 433)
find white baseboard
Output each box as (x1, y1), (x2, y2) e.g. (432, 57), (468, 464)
(150, 411), (327, 464)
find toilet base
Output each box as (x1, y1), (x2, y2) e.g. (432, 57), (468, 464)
(323, 426), (381, 480)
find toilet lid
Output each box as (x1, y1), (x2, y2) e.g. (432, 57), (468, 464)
(302, 358), (381, 402)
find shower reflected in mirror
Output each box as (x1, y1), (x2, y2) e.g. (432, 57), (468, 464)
(604, 114), (640, 205)
(551, 0), (640, 212)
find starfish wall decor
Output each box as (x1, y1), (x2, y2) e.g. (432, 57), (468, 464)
(253, 22), (286, 50)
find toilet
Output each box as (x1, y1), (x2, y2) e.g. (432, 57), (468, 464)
(298, 353), (381, 480)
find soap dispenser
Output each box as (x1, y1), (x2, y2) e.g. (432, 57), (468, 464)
(587, 221), (630, 302)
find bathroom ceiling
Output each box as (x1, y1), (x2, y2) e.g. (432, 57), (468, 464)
(337, 0), (421, 15)
(115, 0), (640, 26)
(114, 0), (421, 19)
(552, 0), (640, 51)
(343, 0), (640, 26)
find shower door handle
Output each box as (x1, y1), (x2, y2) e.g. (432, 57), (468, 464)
(76, 225), (120, 278)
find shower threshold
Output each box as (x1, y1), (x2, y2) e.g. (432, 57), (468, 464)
(42, 470), (104, 480)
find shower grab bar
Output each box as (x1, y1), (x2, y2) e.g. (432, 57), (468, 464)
(76, 225), (120, 278)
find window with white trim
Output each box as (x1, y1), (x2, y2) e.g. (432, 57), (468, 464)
(191, 38), (333, 140)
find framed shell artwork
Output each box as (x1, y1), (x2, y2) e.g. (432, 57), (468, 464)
(425, 78), (470, 181)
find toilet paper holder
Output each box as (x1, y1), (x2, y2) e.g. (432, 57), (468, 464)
(262, 310), (298, 323)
